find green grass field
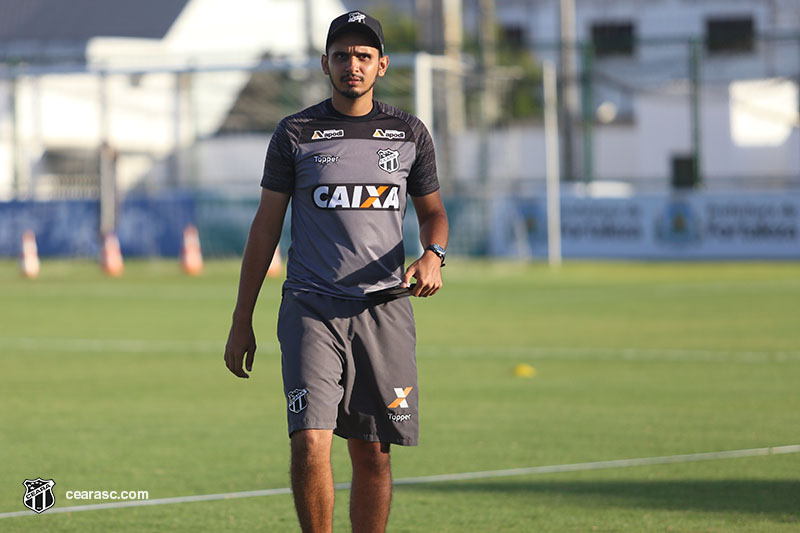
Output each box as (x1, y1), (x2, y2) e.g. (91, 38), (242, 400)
(1, 259), (799, 532)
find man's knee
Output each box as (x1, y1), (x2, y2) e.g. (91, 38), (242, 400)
(291, 430), (332, 463)
(349, 440), (391, 473)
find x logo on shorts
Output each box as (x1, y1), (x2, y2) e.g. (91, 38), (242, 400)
(388, 387), (413, 408)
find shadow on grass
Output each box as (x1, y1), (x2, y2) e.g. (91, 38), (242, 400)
(402, 479), (800, 516)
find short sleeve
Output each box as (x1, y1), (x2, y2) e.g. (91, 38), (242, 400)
(260, 119), (296, 193)
(407, 120), (440, 197)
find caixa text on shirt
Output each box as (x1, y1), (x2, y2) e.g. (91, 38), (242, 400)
(313, 184), (400, 210)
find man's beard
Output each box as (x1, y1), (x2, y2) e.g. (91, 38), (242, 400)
(329, 72), (376, 99)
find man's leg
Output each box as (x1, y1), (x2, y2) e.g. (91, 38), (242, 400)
(348, 439), (392, 533)
(291, 429), (334, 533)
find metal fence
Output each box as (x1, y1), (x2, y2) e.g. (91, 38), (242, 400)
(1, 33), (799, 257)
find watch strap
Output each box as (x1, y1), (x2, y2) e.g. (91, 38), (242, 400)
(426, 244), (446, 266)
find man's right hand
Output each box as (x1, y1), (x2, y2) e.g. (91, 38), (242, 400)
(224, 317), (257, 378)
(223, 189), (290, 380)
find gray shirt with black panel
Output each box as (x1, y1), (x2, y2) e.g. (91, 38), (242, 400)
(261, 99), (439, 299)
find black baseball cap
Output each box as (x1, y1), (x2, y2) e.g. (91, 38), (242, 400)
(325, 11), (385, 56)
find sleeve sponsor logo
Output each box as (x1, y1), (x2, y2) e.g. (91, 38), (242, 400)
(313, 184), (400, 210)
(377, 149), (400, 173)
(313, 154), (340, 165)
(311, 129), (345, 140)
(372, 128), (406, 140)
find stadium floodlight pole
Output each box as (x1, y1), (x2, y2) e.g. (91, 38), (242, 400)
(413, 52), (434, 132)
(9, 75), (21, 198)
(559, 0), (578, 182)
(543, 60), (562, 268)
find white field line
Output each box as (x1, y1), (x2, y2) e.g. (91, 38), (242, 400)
(1, 445), (798, 519)
(0, 336), (225, 354)
(426, 344), (800, 363)
(1, 336), (799, 363)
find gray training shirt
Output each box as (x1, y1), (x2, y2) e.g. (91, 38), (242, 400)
(261, 99), (440, 300)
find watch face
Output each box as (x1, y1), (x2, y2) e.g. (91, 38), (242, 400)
(429, 244), (446, 261)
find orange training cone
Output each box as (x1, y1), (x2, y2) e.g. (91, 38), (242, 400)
(101, 232), (124, 277)
(181, 224), (204, 276)
(266, 247), (283, 278)
(20, 230), (40, 279)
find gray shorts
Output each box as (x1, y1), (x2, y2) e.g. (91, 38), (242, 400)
(277, 289), (418, 446)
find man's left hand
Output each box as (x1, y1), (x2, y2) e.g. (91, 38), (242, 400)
(402, 251), (442, 297)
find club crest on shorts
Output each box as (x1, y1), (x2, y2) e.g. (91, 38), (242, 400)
(287, 388), (308, 413)
(377, 149), (400, 174)
(23, 478), (55, 514)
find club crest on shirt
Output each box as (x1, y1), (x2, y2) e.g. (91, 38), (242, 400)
(377, 149), (400, 173)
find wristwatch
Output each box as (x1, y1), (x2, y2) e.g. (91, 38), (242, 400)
(426, 244), (446, 267)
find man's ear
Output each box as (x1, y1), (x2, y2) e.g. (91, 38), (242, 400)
(321, 54), (329, 75)
(377, 55), (389, 77)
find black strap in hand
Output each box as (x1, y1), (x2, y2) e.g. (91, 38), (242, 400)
(367, 284), (416, 302)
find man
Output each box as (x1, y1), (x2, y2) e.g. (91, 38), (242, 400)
(224, 11), (449, 533)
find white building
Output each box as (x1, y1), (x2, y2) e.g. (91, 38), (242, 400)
(3, 0), (798, 198)
(453, 0), (800, 189)
(0, 0), (346, 200)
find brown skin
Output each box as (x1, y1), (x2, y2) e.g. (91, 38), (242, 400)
(290, 430), (334, 532)
(224, 31), (449, 533)
(224, 188), (289, 379)
(321, 32), (389, 116)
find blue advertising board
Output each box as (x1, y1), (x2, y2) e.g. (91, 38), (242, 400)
(489, 192), (800, 259)
(0, 195), (195, 257)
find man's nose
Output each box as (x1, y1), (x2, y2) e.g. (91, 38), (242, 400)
(345, 55), (359, 72)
